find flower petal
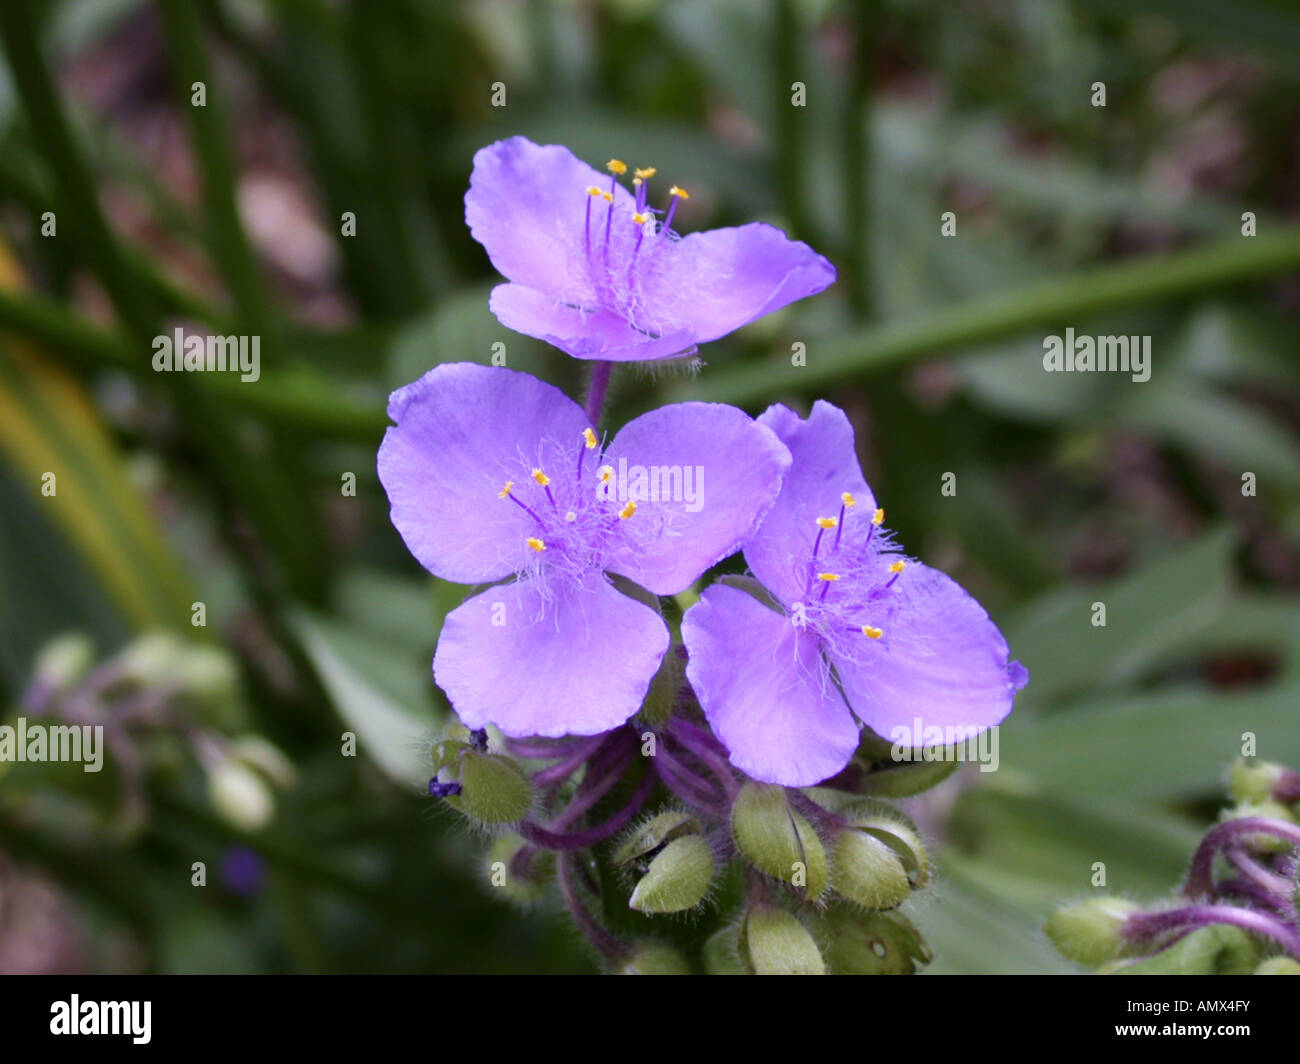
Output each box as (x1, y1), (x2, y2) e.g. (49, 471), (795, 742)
(490, 283), (697, 362)
(433, 575), (669, 737)
(831, 562), (1026, 744)
(682, 583), (860, 787)
(377, 362), (591, 583)
(465, 137), (632, 299)
(602, 403), (791, 595)
(641, 222), (836, 344)
(744, 401), (876, 604)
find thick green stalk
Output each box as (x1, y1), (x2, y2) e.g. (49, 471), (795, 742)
(671, 227), (1300, 404)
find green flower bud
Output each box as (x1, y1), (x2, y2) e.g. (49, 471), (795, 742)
(702, 924), (746, 975)
(815, 903), (932, 974)
(445, 750), (534, 825)
(32, 633), (95, 694)
(175, 645), (240, 701)
(639, 648), (682, 728)
(485, 832), (552, 903)
(831, 829), (911, 910)
(1228, 758), (1287, 805)
(119, 632), (186, 687)
(629, 834), (714, 913)
(1254, 956), (1300, 975)
(207, 757), (274, 833)
(742, 905), (825, 975)
(1222, 801), (1296, 853)
(731, 783), (827, 898)
(1044, 897), (1138, 967)
(613, 809), (701, 865)
(228, 735), (297, 789)
(840, 798), (928, 887)
(616, 942), (692, 975)
(431, 739), (471, 773)
(1117, 925), (1260, 975)
(856, 758), (960, 797)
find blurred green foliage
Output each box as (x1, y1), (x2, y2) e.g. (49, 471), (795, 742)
(0, 0), (1298, 973)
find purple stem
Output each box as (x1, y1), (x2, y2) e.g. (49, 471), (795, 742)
(529, 735), (607, 788)
(1225, 847), (1293, 900)
(1126, 905), (1300, 960)
(557, 851), (629, 963)
(656, 752), (727, 815)
(519, 763), (658, 851)
(1184, 817), (1300, 899)
(1214, 877), (1292, 916)
(584, 361), (614, 427)
(667, 719), (738, 796)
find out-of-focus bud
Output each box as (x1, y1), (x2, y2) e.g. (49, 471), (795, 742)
(1118, 924), (1260, 975)
(228, 736), (297, 789)
(702, 924), (746, 975)
(814, 903), (932, 974)
(175, 645), (240, 701)
(1229, 758), (1288, 806)
(1255, 956), (1300, 975)
(32, 633), (95, 695)
(119, 632), (186, 687)
(742, 904), (825, 975)
(731, 783), (827, 899)
(854, 731), (960, 796)
(615, 942), (691, 974)
(830, 829), (911, 910)
(613, 810), (700, 865)
(1044, 897), (1138, 966)
(443, 750), (534, 825)
(628, 834), (714, 913)
(841, 798), (928, 888)
(206, 757), (274, 833)
(486, 832), (552, 903)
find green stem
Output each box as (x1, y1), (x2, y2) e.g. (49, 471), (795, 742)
(773, 0), (813, 241)
(842, 0), (874, 320)
(673, 226), (1300, 404)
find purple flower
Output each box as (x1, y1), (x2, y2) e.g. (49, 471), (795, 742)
(465, 136), (837, 362)
(682, 402), (1029, 787)
(377, 362), (790, 737)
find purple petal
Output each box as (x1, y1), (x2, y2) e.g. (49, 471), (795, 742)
(377, 363), (591, 583)
(490, 283), (697, 362)
(434, 575), (669, 737)
(682, 583), (860, 787)
(640, 223), (836, 344)
(744, 401), (876, 604)
(465, 137), (629, 298)
(830, 562), (1024, 744)
(601, 403), (791, 595)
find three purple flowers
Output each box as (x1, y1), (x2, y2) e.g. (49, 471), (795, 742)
(378, 135), (1027, 789)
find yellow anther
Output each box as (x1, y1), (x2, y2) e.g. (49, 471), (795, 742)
(582, 427), (598, 450)
(872, 507), (885, 525)
(816, 572), (840, 583)
(600, 190), (613, 202)
(586, 185), (602, 197)
(531, 468), (551, 487)
(597, 465), (614, 484)
(842, 492), (856, 508)
(527, 537), (546, 553)
(816, 516), (838, 529)
(889, 560), (905, 574)
(862, 625), (884, 639)
(498, 480), (514, 498)
(669, 185), (690, 199)
(619, 501), (637, 520)
(634, 167), (657, 180)
(632, 212), (650, 225)
(607, 159), (627, 175)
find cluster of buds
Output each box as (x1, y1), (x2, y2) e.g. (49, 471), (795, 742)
(1047, 758), (1300, 974)
(426, 688), (943, 975)
(8, 631), (294, 835)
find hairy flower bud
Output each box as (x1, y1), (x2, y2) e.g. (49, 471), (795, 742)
(742, 904), (825, 975)
(207, 757), (274, 833)
(840, 798), (928, 888)
(613, 810), (701, 865)
(831, 829), (911, 910)
(731, 783), (827, 899)
(486, 833), (552, 903)
(444, 750), (534, 825)
(32, 633), (95, 695)
(1254, 956), (1300, 975)
(615, 942), (691, 975)
(228, 735), (297, 789)
(629, 834), (713, 913)
(814, 903), (932, 974)
(1044, 897), (1138, 966)
(1228, 758), (1288, 806)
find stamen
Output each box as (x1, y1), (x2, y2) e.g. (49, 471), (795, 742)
(663, 185), (689, 233)
(607, 159), (627, 175)
(872, 508), (885, 525)
(584, 186), (602, 256)
(862, 625), (884, 639)
(582, 428), (598, 450)
(597, 465), (614, 485)
(817, 516), (838, 529)
(531, 468), (551, 487)
(816, 573), (840, 582)
(889, 560), (905, 573)
(498, 480), (514, 498)
(603, 162), (624, 252)
(577, 428), (598, 480)
(618, 501), (637, 520)
(633, 166), (655, 213)
(564, 511), (577, 522)
(842, 492), (857, 508)
(634, 167), (657, 180)
(527, 537), (547, 553)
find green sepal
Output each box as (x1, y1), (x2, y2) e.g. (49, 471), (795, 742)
(628, 834), (714, 913)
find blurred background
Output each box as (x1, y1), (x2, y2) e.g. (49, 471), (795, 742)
(1, 0), (1298, 974)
